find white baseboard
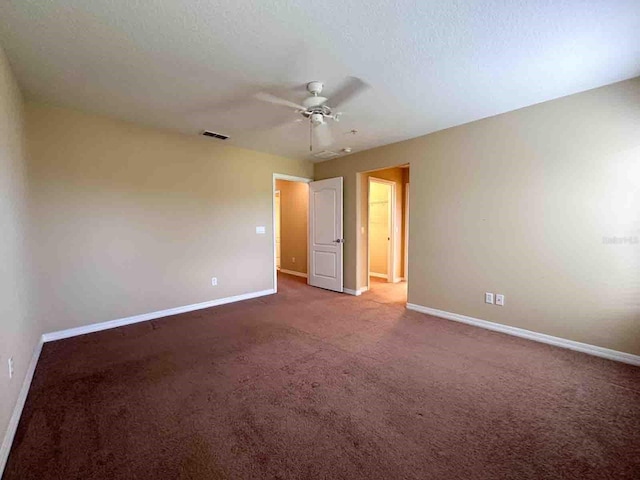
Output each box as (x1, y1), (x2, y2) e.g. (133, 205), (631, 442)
(343, 286), (369, 296)
(406, 303), (640, 367)
(369, 272), (387, 279)
(0, 338), (43, 477)
(42, 289), (276, 342)
(278, 269), (308, 278)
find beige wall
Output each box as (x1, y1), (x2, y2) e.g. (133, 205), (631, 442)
(26, 103), (313, 333)
(0, 47), (39, 454)
(315, 78), (640, 355)
(275, 180), (308, 275)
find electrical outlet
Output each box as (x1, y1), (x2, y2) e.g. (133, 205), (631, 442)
(485, 292), (494, 305)
(211, 277), (217, 286)
(8, 357), (14, 379)
(292, 257), (296, 263)
(496, 294), (505, 306)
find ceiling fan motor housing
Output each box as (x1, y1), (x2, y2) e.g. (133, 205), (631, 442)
(307, 81), (324, 95)
(302, 95), (328, 109)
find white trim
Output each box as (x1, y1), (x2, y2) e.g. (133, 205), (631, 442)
(273, 174), (313, 184)
(272, 173), (313, 294)
(343, 286), (368, 296)
(369, 272), (388, 279)
(279, 269), (308, 278)
(274, 189), (281, 270)
(0, 338), (43, 477)
(406, 303), (640, 367)
(404, 182), (409, 283)
(42, 289), (275, 342)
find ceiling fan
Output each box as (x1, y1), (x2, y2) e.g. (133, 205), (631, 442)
(254, 77), (369, 152)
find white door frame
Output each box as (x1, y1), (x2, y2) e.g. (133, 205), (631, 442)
(367, 177), (395, 287)
(274, 189), (281, 270)
(404, 182), (409, 282)
(272, 174), (313, 293)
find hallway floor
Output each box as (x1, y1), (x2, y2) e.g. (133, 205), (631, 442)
(364, 276), (407, 305)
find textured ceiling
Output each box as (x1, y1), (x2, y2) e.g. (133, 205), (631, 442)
(1, 0), (639, 161)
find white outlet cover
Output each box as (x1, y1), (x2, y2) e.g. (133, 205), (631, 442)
(496, 294), (505, 306)
(8, 357), (14, 379)
(211, 277), (217, 286)
(256, 226), (266, 234)
(485, 292), (494, 304)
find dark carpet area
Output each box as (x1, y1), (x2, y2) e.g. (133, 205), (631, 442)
(4, 273), (640, 480)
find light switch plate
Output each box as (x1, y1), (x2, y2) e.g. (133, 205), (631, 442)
(485, 292), (494, 304)
(256, 226), (266, 234)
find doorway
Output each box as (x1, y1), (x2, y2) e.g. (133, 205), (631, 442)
(272, 174), (313, 292)
(362, 165), (409, 303)
(368, 178), (394, 281)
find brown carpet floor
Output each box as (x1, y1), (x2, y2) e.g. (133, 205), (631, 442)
(4, 273), (640, 480)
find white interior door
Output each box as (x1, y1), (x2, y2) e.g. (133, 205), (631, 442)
(308, 177), (343, 292)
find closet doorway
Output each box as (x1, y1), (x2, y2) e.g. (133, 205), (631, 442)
(368, 177), (395, 282)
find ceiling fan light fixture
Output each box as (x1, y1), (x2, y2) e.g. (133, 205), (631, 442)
(253, 77), (369, 153)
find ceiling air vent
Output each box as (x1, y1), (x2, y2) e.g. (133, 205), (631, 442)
(202, 130), (229, 140)
(313, 150), (339, 160)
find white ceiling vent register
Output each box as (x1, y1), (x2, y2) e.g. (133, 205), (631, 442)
(202, 130), (229, 140)
(313, 150), (340, 160)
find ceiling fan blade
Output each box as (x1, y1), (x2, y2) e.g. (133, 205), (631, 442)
(314, 122), (334, 148)
(329, 76), (370, 109)
(254, 92), (306, 111)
